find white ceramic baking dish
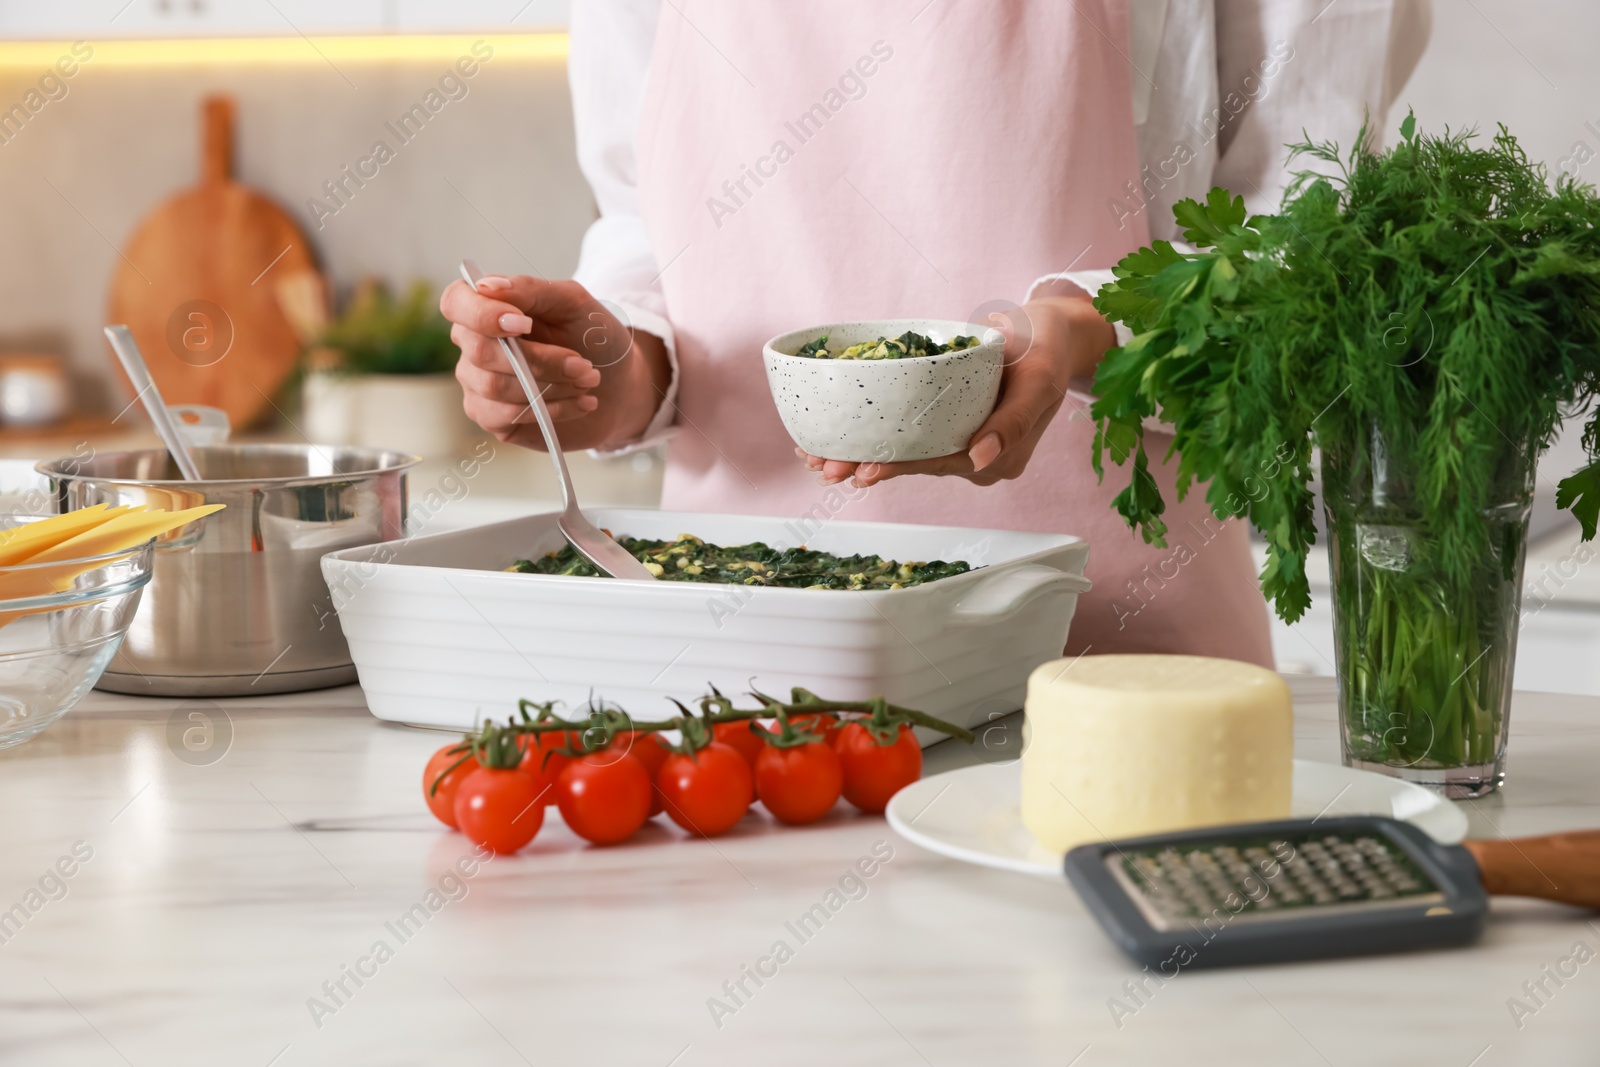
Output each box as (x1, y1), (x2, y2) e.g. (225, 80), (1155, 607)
(321, 508), (1090, 738)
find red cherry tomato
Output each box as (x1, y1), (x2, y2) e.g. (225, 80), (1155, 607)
(610, 730), (669, 773)
(754, 741), (843, 825)
(613, 730), (671, 816)
(453, 767), (546, 854)
(423, 745), (481, 829)
(657, 742), (753, 837)
(835, 723), (923, 813)
(556, 752), (652, 845)
(712, 720), (765, 768)
(790, 712), (844, 747)
(519, 730), (575, 804)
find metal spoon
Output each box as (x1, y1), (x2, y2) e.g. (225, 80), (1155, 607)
(104, 325), (204, 482)
(458, 260), (655, 581)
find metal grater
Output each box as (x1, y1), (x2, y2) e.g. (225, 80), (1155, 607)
(1064, 816), (1488, 968)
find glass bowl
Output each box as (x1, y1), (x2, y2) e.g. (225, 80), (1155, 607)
(0, 518), (154, 748)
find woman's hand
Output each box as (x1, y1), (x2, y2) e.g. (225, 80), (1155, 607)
(439, 275), (670, 452)
(800, 295), (1116, 488)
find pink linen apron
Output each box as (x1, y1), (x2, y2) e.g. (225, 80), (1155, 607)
(634, 0), (1273, 665)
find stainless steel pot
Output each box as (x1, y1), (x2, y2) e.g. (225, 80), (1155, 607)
(38, 445), (417, 696)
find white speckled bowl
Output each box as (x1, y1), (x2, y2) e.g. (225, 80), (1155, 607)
(763, 319), (1005, 463)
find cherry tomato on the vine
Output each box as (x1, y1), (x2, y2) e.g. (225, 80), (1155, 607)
(423, 745), (481, 829)
(657, 742), (753, 837)
(453, 767), (546, 854)
(519, 730), (576, 804)
(614, 730), (671, 816)
(789, 712), (844, 747)
(835, 723), (922, 813)
(556, 752), (652, 845)
(712, 720), (766, 768)
(754, 741), (843, 825)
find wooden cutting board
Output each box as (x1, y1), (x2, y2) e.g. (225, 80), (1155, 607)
(108, 95), (317, 428)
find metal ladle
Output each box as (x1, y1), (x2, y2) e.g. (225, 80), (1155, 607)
(458, 260), (654, 581)
(104, 325), (204, 482)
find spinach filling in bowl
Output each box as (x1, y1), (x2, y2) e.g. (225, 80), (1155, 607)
(509, 534), (971, 590)
(794, 330), (979, 361)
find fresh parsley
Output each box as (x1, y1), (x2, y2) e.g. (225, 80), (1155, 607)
(1090, 115), (1600, 624)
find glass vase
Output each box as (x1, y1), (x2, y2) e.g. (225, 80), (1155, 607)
(1321, 421), (1533, 797)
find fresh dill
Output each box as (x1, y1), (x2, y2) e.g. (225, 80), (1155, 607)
(1089, 113), (1600, 625)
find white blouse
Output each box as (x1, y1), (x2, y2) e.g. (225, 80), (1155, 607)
(566, 0), (1432, 450)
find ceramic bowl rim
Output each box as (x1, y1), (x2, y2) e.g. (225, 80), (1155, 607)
(763, 319), (1006, 365)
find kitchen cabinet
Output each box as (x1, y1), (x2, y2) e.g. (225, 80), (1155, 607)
(0, 0), (569, 37)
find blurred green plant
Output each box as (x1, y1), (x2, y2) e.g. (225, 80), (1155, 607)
(321, 280), (456, 376)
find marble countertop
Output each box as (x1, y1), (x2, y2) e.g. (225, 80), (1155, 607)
(2, 676), (1598, 1067)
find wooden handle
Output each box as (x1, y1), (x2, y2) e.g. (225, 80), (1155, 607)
(201, 95), (233, 185)
(1463, 830), (1600, 909)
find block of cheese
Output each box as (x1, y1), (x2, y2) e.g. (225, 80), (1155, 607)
(1020, 654), (1292, 853)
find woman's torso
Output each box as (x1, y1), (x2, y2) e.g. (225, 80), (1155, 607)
(632, 0), (1273, 665)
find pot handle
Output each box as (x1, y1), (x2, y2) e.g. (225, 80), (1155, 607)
(170, 405), (232, 448)
(948, 564), (1090, 623)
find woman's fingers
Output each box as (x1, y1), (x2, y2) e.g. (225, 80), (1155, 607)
(453, 325), (603, 443)
(440, 279), (537, 338)
(439, 276), (595, 338)
(451, 326), (602, 389)
(464, 274), (591, 322)
(803, 452), (963, 486)
(819, 460), (857, 483)
(796, 450), (857, 483)
(458, 358), (591, 404)
(462, 389), (600, 437)
(962, 354), (1063, 473)
(804, 363), (1064, 488)
(848, 454), (974, 486)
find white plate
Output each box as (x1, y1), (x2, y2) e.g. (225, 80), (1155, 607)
(886, 759), (1469, 877)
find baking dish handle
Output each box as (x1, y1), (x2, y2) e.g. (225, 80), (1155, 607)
(948, 565), (1091, 623)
